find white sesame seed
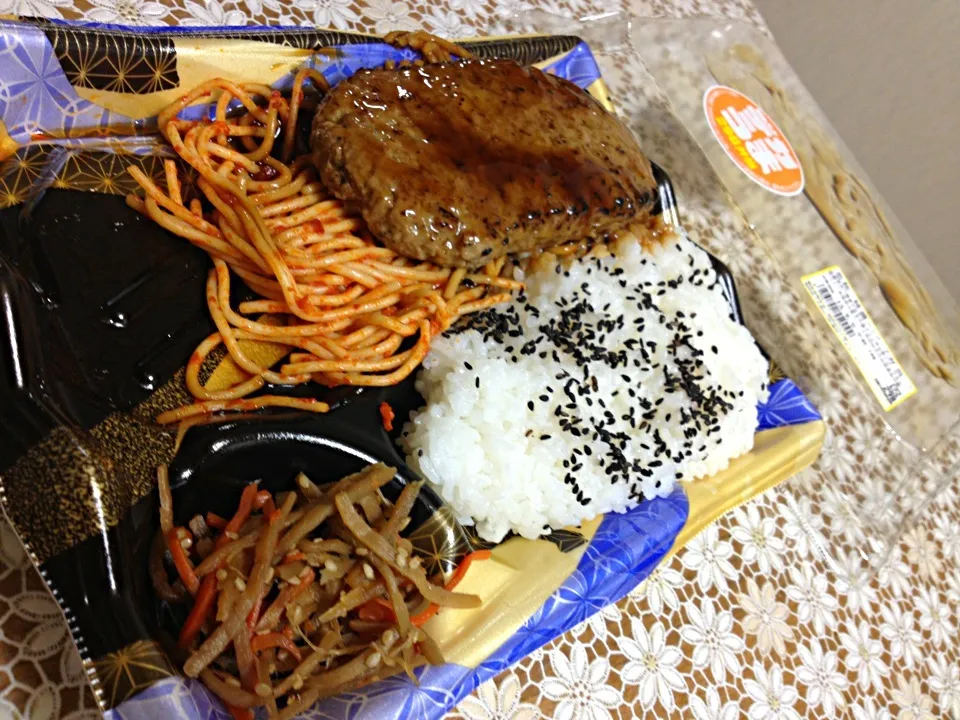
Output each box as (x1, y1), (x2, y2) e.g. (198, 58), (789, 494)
(255, 682), (272, 697)
(234, 578), (246, 592)
(215, 569), (228, 582)
(355, 547), (368, 556)
(324, 559), (338, 572)
(287, 575), (300, 585)
(365, 651), (382, 668)
(363, 563), (375, 580)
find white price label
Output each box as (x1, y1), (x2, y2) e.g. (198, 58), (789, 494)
(802, 266), (916, 411)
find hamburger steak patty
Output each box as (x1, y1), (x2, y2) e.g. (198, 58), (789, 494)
(311, 59), (659, 268)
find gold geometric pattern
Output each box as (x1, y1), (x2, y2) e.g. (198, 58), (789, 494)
(61, 150), (168, 195)
(89, 640), (176, 710)
(0, 145), (51, 207)
(464, 524), (587, 554)
(406, 505), (473, 577)
(540, 528), (588, 553)
(462, 524), (499, 552)
(768, 357), (786, 384)
(46, 27), (179, 94)
(181, 27), (374, 50)
(1, 144), (172, 209)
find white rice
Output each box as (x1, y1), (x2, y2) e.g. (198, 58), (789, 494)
(399, 230), (769, 542)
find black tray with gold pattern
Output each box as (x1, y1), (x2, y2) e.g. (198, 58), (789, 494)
(0, 158), (714, 697)
(0, 18), (734, 717)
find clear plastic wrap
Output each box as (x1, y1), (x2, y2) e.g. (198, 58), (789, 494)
(3, 12), (953, 718)
(545, 13), (960, 573)
(0, 18), (824, 718)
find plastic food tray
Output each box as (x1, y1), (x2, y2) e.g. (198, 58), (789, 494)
(0, 19), (823, 719)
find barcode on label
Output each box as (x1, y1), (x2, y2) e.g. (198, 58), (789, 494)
(802, 266), (916, 412)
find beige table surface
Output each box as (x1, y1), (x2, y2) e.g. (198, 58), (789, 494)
(2, 1), (960, 719)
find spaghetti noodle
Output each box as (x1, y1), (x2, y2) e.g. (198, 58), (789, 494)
(127, 47), (518, 426)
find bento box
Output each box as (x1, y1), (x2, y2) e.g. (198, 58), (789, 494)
(0, 18), (823, 720)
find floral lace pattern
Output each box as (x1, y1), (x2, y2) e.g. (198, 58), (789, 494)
(2, 1), (959, 719)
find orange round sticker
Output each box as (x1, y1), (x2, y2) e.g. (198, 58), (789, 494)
(703, 85), (804, 197)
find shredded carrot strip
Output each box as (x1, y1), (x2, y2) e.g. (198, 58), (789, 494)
(181, 484), (260, 646)
(445, 549), (492, 591)
(360, 550), (493, 626)
(246, 589), (266, 632)
(205, 512), (227, 530)
(411, 550), (492, 625)
(253, 489), (276, 515)
(166, 529), (200, 595)
(221, 484), (258, 538)
(379, 401), (395, 432)
(179, 574), (217, 648)
(358, 598), (395, 623)
(226, 703), (254, 720)
(250, 632), (303, 661)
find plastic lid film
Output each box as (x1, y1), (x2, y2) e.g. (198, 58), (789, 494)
(503, 10), (960, 576)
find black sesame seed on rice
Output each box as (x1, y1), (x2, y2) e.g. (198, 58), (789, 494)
(400, 233), (766, 541)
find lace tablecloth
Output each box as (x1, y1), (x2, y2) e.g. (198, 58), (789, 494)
(3, 1), (960, 719)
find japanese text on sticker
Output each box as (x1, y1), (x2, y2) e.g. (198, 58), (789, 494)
(802, 266), (916, 411)
(721, 105), (775, 139)
(745, 137), (798, 174)
(704, 85), (804, 196)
